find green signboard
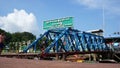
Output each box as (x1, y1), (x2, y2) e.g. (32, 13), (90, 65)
(43, 17), (73, 29)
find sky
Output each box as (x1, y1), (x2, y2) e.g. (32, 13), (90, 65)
(0, 0), (120, 37)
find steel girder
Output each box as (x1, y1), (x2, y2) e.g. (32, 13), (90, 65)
(23, 28), (110, 53)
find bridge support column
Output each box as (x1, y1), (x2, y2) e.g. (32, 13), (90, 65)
(62, 54), (66, 61)
(88, 54), (92, 61)
(88, 54), (97, 61)
(93, 54), (97, 61)
(98, 54), (102, 61)
(55, 54), (59, 60)
(55, 54), (66, 60)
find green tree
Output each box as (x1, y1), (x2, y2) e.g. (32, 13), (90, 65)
(0, 29), (36, 53)
(0, 29), (12, 45)
(11, 32), (36, 42)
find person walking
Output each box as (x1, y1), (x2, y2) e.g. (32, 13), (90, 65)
(0, 33), (5, 54)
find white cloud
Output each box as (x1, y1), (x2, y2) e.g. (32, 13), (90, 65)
(75, 0), (120, 15)
(76, 0), (103, 8)
(0, 9), (40, 36)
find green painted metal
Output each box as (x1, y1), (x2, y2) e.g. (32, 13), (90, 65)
(43, 17), (73, 29)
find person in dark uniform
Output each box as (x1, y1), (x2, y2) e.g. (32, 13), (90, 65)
(0, 33), (5, 54)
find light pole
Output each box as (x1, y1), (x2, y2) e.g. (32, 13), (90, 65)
(102, 0), (105, 36)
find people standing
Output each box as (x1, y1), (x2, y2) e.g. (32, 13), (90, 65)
(0, 33), (5, 54)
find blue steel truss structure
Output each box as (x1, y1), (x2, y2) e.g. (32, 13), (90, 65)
(23, 28), (110, 53)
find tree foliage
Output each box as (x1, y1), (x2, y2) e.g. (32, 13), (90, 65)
(0, 28), (36, 52)
(11, 32), (36, 42)
(0, 28), (36, 44)
(0, 29), (12, 44)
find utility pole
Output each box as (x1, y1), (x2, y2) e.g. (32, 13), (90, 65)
(102, 0), (105, 36)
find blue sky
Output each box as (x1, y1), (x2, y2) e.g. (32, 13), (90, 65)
(0, 0), (120, 37)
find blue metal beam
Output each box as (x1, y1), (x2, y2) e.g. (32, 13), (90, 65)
(23, 28), (111, 54)
(23, 31), (50, 53)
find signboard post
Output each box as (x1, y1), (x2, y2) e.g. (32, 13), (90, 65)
(43, 17), (73, 30)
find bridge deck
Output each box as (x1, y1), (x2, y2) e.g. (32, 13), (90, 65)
(0, 51), (110, 58)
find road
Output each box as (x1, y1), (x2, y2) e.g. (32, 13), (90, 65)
(0, 57), (119, 68)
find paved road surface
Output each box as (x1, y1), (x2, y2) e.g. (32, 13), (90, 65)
(0, 57), (119, 68)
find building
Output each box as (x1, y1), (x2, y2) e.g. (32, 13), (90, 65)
(87, 29), (103, 36)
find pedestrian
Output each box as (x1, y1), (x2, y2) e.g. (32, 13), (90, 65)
(0, 33), (5, 55)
